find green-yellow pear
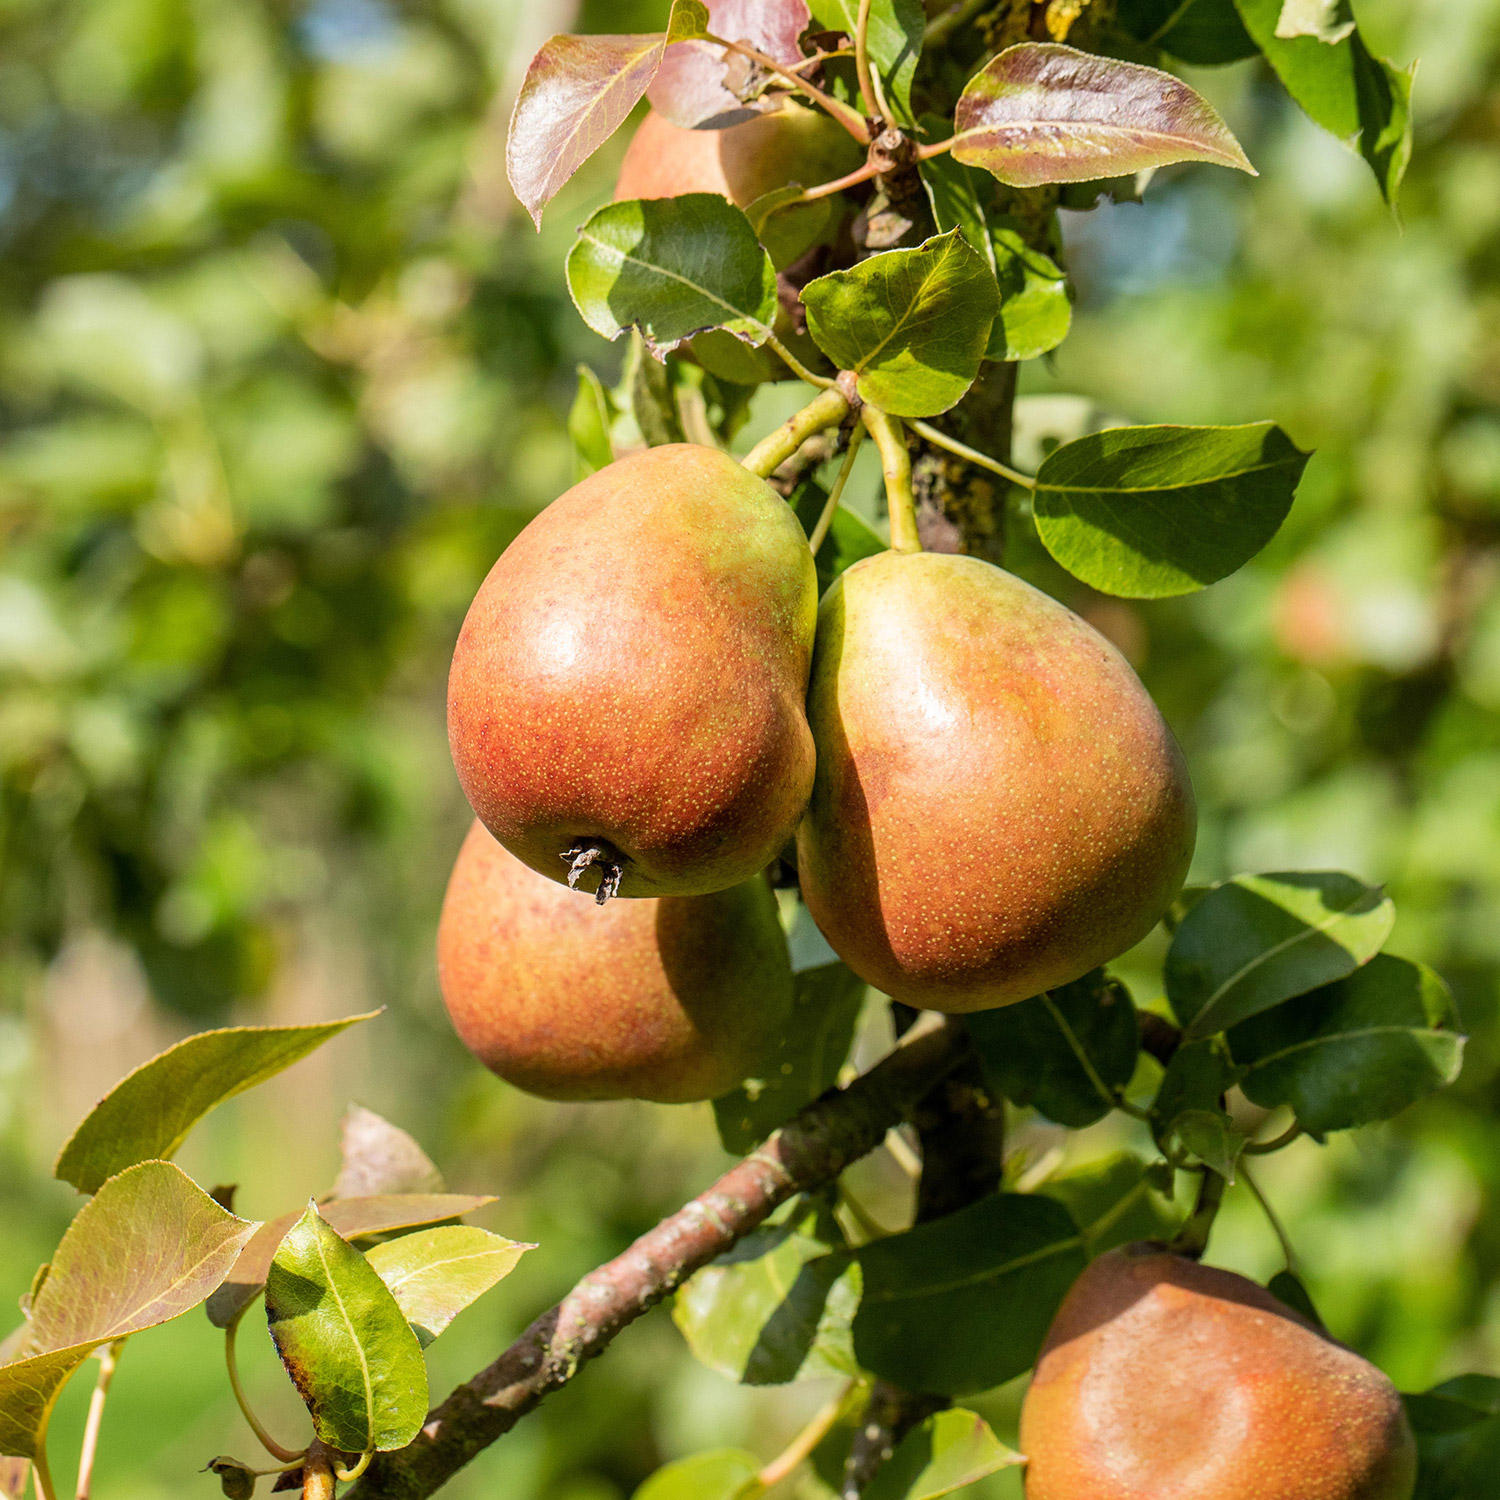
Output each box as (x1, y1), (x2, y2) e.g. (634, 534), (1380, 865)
(1020, 1244), (1417, 1500)
(438, 821), (793, 1103)
(797, 552), (1195, 1012)
(448, 444), (817, 900)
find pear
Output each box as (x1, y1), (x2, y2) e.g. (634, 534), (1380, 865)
(1020, 1244), (1417, 1500)
(797, 552), (1194, 1012)
(438, 821), (793, 1103)
(448, 443), (818, 900)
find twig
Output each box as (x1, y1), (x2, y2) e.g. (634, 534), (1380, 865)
(864, 410), (920, 553)
(757, 1382), (857, 1489)
(765, 331), (837, 389)
(743, 387), (851, 478)
(302, 1444), (337, 1500)
(347, 1022), (967, 1500)
(841, 1381), (948, 1498)
(799, 159), (883, 204)
(909, 419), (1036, 489)
(703, 32), (871, 142)
(74, 1340), (123, 1500)
(808, 423), (867, 554)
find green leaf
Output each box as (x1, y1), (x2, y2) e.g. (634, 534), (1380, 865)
(625, 330), (687, 446)
(791, 481), (888, 594)
(1407, 1376), (1500, 1500)
(969, 969), (1137, 1128)
(266, 1203), (429, 1454)
(1232, 0), (1413, 203)
(864, 1408), (1023, 1500)
(1115, 0), (1259, 64)
(567, 195), (778, 357)
(952, 44), (1254, 188)
(633, 1449), (762, 1500)
(331, 1104), (445, 1200)
(1267, 1270), (1326, 1329)
(206, 1193), (496, 1328)
(1152, 1038), (1245, 1175)
(0, 1162), (256, 1459)
(568, 365), (614, 479)
(55, 1011), (378, 1195)
(673, 1207), (860, 1384)
(1032, 423), (1309, 598)
(1167, 872), (1395, 1038)
(808, 0), (925, 124)
(801, 230), (998, 418)
(714, 962), (866, 1153)
(919, 157), (1071, 362)
(1172, 1108), (1245, 1179)
(853, 1194), (1085, 1395)
(1229, 954), (1465, 1136)
(1038, 1154), (1182, 1255)
(365, 1225), (532, 1347)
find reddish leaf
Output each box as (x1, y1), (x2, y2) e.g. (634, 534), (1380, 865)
(951, 43), (1254, 187)
(650, 0), (813, 130)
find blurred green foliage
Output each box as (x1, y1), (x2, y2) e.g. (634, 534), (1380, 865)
(3, 0), (1500, 1496)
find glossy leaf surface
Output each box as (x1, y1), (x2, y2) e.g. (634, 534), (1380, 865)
(1230, 954), (1465, 1135)
(853, 1194), (1085, 1394)
(1033, 422), (1309, 598)
(952, 44), (1253, 187)
(865, 1408), (1022, 1499)
(265, 1204), (428, 1453)
(801, 230), (997, 417)
(55, 1012), (376, 1194)
(1168, 871), (1395, 1038)
(567, 195), (778, 356)
(366, 1225), (531, 1346)
(809, 0), (925, 124)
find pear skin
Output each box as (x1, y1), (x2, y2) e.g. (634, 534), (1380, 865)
(438, 821), (793, 1103)
(1020, 1244), (1417, 1500)
(797, 552), (1195, 1012)
(448, 444), (817, 899)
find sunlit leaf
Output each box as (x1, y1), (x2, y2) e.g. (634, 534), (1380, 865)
(567, 195), (778, 356)
(331, 1104), (445, 1200)
(633, 1449), (762, 1500)
(1032, 423), (1309, 598)
(206, 1193), (496, 1328)
(1233, 0), (1413, 203)
(1038, 1155), (1182, 1255)
(1115, 0), (1259, 64)
(365, 1225), (532, 1347)
(568, 365), (615, 479)
(55, 1012), (378, 1195)
(865, 1408), (1022, 1499)
(1168, 872), (1395, 1038)
(968, 969), (1138, 1129)
(808, 0), (925, 123)
(266, 1204), (428, 1454)
(801, 230), (998, 417)
(651, 0), (810, 129)
(714, 961), (866, 1154)
(853, 1194), (1085, 1395)
(674, 1206), (859, 1384)
(952, 44), (1253, 187)
(1230, 954), (1465, 1135)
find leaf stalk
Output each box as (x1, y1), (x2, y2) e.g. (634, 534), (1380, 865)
(909, 419), (1036, 489)
(757, 1381), (858, 1490)
(703, 33), (871, 142)
(74, 1339), (124, 1500)
(741, 386), (851, 479)
(225, 1315), (304, 1464)
(808, 422), (867, 554)
(854, 0), (895, 129)
(864, 409), (920, 553)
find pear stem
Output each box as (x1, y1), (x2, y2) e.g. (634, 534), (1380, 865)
(808, 423), (867, 555)
(742, 386), (851, 480)
(1171, 1169), (1227, 1260)
(562, 839), (627, 904)
(864, 409), (920, 553)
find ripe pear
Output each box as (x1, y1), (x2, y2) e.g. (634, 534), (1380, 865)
(1020, 1244), (1417, 1500)
(448, 444), (818, 900)
(796, 552), (1195, 1012)
(438, 820), (793, 1103)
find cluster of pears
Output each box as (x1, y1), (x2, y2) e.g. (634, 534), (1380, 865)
(440, 428), (1194, 1098)
(1020, 1242), (1417, 1500)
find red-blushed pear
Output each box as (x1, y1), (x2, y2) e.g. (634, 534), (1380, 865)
(448, 444), (818, 901)
(796, 552), (1195, 1012)
(1020, 1244), (1417, 1500)
(438, 821), (793, 1103)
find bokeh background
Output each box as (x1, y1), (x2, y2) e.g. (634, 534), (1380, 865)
(2, 0), (1499, 1495)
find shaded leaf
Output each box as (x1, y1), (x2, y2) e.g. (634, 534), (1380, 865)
(206, 1193), (496, 1328)
(801, 230), (997, 418)
(1267, 1270), (1326, 1329)
(1152, 1038), (1244, 1176)
(568, 364), (615, 479)
(266, 1204), (428, 1454)
(633, 1449), (762, 1500)
(1038, 1154), (1182, 1255)
(865, 1408), (1022, 1500)
(567, 195), (778, 356)
(1407, 1376), (1500, 1500)
(1233, 0), (1412, 203)
(809, 0), (925, 124)
(853, 1194), (1085, 1395)
(673, 1206), (859, 1384)
(1032, 422), (1309, 598)
(206, 1458), (258, 1500)
(1115, 0), (1259, 64)
(714, 962), (866, 1153)
(55, 1012), (377, 1195)
(1229, 954), (1465, 1136)
(1167, 872), (1395, 1038)
(969, 969), (1137, 1128)
(331, 1104), (444, 1200)
(365, 1225), (532, 1347)
(952, 44), (1253, 188)
(627, 330), (687, 446)
(791, 480), (888, 595)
